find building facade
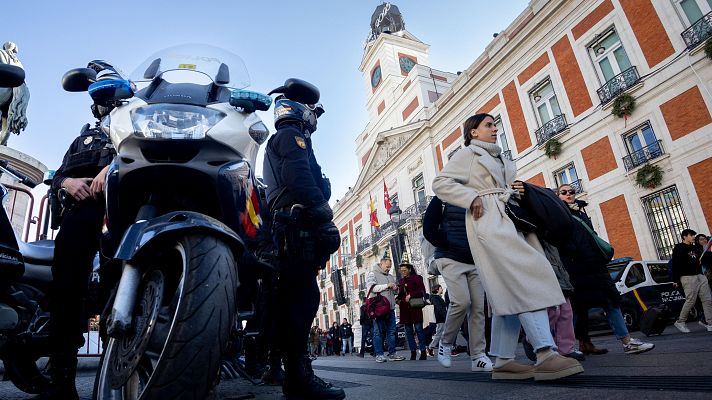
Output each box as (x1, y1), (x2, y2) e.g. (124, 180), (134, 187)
(316, 0), (712, 335)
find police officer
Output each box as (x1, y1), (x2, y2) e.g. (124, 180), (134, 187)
(263, 94), (344, 400)
(38, 61), (118, 400)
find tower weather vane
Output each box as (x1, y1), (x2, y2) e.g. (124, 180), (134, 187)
(366, 2), (406, 43)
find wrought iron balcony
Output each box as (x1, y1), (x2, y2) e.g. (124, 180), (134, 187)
(568, 179), (584, 194)
(682, 11), (712, 49)
(622, 140), (664, 171)
(596, 66), (640, 104)
(355, 196), (433, 255)
(535, 114), (568, 145)
(502, 150), (512, 161)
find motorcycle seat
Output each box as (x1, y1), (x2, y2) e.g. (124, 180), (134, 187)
(18, 240), (54, 265)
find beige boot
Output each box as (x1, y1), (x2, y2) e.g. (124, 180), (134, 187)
(533, 353), (584, 381)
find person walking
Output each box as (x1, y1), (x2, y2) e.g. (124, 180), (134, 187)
(358, 304), (373, 357)
(329, 322), (341, 356)
(672, 229), (712, 333)
(427, 285), (447, 357)
(423, 195), (491, 372)
(396, 254), (428, 360)
(366, 251), (406, 363)
(556, 183), (655, 354)
(339, 319), (354, 355)
(695, 234), (712, 294)
(433, 113), (582, 381)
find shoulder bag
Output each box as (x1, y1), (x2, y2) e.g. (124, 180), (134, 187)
(364, 284), (391, 319)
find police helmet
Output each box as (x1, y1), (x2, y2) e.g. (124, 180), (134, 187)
(273, 97), (324, 133)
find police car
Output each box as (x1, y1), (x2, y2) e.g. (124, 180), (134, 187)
(591, 257), (701, 331)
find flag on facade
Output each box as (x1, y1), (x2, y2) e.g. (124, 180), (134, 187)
(383, 179), (392, 211)
(369, 192), (380, 229)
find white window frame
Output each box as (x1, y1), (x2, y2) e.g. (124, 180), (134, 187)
(340, 235), (350, 262)
(553, 162), (580, 188)
(622, 121), (659, 155)
(587, 27), (632, 84)
(412, 173), (426, 206)
(529, 78), (562, 126)
(354, 225), (363, 245)
(493, 116), (511, 154)
(675, 0), (712, 26)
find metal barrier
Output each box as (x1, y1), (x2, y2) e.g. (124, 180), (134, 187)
(79, 316), (103, 357)
(4, 183), (36, 243)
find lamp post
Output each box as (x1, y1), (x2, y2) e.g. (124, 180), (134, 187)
(387, 202), (404, 280)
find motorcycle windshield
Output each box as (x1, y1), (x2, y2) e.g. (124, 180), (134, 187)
(129, 44), (250, 89)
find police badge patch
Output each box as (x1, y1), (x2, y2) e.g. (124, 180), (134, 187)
(84, 136), (93, 145)
(294, 136), (306, 149)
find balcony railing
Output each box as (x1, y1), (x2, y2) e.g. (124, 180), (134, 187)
(622, 140), (665, 171)
(569, 179), (584, 194)
(596, 66), (640, 104)
(682, 11), (712, 49)
(355, 196), (432, 254)
(535, 114), (568, 145)
(502, 150), (512, 161)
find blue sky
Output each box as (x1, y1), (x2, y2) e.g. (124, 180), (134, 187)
(5, 0), (528, 204)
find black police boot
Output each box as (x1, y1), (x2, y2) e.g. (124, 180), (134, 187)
(283, 355), (345, 400)
(261, 363), (285, 386)
(33, 355), (78, 400)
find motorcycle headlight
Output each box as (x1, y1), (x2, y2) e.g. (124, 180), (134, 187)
(131, 104), (225, 139)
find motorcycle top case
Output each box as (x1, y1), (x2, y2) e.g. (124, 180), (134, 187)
(639, 305), (668, 336)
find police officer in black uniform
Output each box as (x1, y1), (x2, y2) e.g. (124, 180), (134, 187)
(37, 61), (118, 400)
(263, 95), (344, 400)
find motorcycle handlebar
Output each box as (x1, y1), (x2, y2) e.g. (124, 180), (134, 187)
(0, 160), (40, 188)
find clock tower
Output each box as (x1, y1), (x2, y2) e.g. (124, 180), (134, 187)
(359, 3), (430, 126)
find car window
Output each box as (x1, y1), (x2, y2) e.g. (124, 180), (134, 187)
(625, 263), (646, 287)
(649, 262), (671, 283)
(608, 265), (625, 281)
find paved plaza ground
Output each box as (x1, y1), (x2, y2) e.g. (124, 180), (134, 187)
(2, 323), (711, 399)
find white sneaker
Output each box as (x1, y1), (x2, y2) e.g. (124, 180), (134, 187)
(437, 342), (452, 368)
(674, 321), (691, 333)
(375, 355), (387, 363)
(698, 320), (712, 332)
(623, 338), (655, 355)
(471, 355), (493, 372)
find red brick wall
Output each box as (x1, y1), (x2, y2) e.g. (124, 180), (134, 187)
(348, 221), (355, 255)
(689, 157), (712, 229)
(572, 0), (614, 40)
(552, 35), (593, 117)
(402, 96), (419, 120)
(431, 74), (447, 82)
(435, 144), (444, 170)
(442, 127), (462, 150)
(502, 80), (532, 152)
(403, 80), (412, 92)
(340, 224), (349, 234)
(477, 93), (501, 115)
(619, 0), (675, 68)
(581, 136), (618, 180)
(517, 53), (550, 85)
(361, 149), (372, 167)
(328, 287), (333, 300)
(660, 86), (712, 141)
(353, 213), (362, 224)
(377, 100), (385, 115)
(353, 274), (358, 288)
(526, 172), (545, 187)
(398, 53), (417, 75)
(600, 195), (641, 259)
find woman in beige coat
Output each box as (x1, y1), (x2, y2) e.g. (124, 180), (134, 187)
(432, 113), (583, 381)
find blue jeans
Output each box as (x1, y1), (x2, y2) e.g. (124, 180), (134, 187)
(342, 337), (352, 354)
(372, 310), (397, 356)
(602, 305), (630, 340)
(490, 310), (555, 359)
(404, 322), (426, 352)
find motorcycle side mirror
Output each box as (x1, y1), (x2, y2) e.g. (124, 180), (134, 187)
(0, 64), (25, 88)
(62, 68), (97, 92)
(88, 79), (134, 102)
(230, 90), (272, 113)
(268, 78), (320, 105)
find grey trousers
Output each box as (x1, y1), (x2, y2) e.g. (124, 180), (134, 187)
(678, 274), (712, 323)
(435, 258), (487, 358)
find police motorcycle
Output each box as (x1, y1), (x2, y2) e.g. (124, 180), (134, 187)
(61, 44), (320, 400)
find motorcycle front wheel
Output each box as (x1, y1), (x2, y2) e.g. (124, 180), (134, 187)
(94, 234), (238, 400)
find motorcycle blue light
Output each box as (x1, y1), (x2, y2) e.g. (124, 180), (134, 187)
(88, 79), (134, 102)
(229, 90), (272, 112)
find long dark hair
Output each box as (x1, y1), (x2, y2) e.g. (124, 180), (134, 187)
(462, 113), (494, 146)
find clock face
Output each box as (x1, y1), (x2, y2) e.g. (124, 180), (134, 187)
(399, 56), (416, 74)
(371, 65), (382, 88)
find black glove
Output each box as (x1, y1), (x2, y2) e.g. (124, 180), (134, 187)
(307, 201), (333, 224)
(316, 221), (340, 256)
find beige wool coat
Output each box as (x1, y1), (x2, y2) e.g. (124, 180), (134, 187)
(432, 143), (564, 316)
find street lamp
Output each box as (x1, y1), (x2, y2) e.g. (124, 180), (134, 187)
(387, 202), (402, 225)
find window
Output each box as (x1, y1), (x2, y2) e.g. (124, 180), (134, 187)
(622, 122), (663, 170)
(553, 163), (581, 193)
(359, 273), (366, 291)
(530, 79), (562, 126)
(330, 254), (338, 270)
(678, 0), (712, 25)
(641, 186), (689, 259)
(412, 173), (426, 206)
(322, 293), (328, 305)
(589, 28), (632, 83)
(649, 262), (672, 283)
(625, 263), (646, 287)
(354, 225), (363, 246)
(341, 236), (350, 263)
(447, 145), (461, 160)
(494, 117), (511, 159)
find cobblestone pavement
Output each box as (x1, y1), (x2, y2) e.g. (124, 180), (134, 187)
(2, 324), (711, 399)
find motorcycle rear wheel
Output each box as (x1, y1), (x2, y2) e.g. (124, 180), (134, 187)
(94, 234), (238, 400)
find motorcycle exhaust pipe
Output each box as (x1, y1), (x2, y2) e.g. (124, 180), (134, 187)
(106, 261), (141, 337)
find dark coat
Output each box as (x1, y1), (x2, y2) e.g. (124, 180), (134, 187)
(397, 273), (426, 324)
(520, 182), (573, 247)
(423, 196), (473, 264)
(431, 294), (447, 323)
(557, 200), (620, 308)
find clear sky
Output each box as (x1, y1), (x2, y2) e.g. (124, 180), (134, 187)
(5, 0), (529, 205)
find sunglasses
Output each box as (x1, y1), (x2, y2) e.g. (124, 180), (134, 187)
(559, 190), (576, 195)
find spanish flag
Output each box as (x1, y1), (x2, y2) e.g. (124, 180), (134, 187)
(369, 192), (380, 229)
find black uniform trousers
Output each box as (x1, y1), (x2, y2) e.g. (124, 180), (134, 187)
(50, 198), (105, 355)
(273, 223), (320, 362)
